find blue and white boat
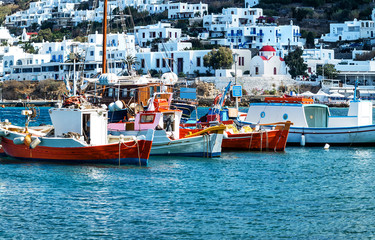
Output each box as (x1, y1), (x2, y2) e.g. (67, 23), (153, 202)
(242, 88), (375, 146)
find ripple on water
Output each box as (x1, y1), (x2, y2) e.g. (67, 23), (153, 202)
(0, 108), (375, 238)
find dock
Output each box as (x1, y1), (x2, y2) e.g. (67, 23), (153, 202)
(0, 99), (61, 107)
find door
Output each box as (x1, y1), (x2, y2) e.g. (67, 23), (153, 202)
(177, 58), (183, 74)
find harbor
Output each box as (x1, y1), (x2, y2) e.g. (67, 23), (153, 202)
(1, 106), (375, 238)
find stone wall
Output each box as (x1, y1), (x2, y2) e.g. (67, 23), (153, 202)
(198, 75), (297, 94)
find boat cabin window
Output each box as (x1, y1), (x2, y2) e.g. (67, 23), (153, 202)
(130, 89), (135, 97)
(122, 88), (128, 97)
(140, 114), (155, 123)
(163, 113), (174, 131)
(304, 106), (328, 128)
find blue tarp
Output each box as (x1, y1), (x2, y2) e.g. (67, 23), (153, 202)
(180, 88), (197, 99)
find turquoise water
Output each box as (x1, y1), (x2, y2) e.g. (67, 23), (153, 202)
(1, 107), (375, 238)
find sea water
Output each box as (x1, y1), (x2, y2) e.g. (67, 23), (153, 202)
(0, 107), (375, 239)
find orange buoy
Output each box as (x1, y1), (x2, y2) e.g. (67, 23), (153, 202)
(1, 105), (4, 108)
(24, 134), (32, 147)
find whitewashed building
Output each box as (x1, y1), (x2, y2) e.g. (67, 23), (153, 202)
(302, 48), (337, 76)
(168, 2), (208, 19)
(135, 48), (251, 76)
(226, 22), (303, 51)
(249, 45), (288, 76)
(2, 32), (136, 81)
(321, 18), (375, 42)
(203, 8), (263, 37)
(134, 22), (182, 47)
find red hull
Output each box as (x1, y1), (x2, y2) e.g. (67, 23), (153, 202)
(180, 127), (290, 151)
(1, 138), (152, 166)
(222, 129), (289, 151)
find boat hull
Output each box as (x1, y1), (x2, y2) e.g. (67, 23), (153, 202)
(151, 130), (223, 157)
(222, 129), (289, 151)
(111, 129), (223, 158)
(0, 131), (153, 166)
(287, 125), (375, 145)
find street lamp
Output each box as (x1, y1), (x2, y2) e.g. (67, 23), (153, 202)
(233, 52), (239, 109)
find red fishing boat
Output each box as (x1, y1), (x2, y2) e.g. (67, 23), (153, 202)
(0, 103), (154, 166)
(180, 82), (292, 151)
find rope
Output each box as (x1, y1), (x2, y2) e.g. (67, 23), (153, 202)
(249, 131), (254, 150)
(117, 138), (141, 166)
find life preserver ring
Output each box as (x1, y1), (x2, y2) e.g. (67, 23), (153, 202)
(214, 94), (222, 105)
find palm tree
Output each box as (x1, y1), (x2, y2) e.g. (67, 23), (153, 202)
(123, 55), (139, 74)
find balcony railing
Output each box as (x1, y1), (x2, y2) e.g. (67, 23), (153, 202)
(293, 33), (301, 37)
(227, 33), (243, 37)
(257, 33), (264, 36)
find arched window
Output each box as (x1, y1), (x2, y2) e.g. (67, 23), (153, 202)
(16, 60), (22, 65)
(4, 61), (8, 68)
(255, 67), (259, 75)
(274, 67), (277, 75)
(9, 60), (13, 66)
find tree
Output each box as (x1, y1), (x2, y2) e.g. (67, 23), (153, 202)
(203, 47), (233, 70)
(284, 47), (307, 79)
(21, 42), (37, 54)
(317, 64), (339, 79)
(123, 55), (138, 74)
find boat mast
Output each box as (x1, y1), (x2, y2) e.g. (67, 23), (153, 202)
(102, 0), (108, 74)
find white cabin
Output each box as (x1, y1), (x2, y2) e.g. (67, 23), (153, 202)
(49, 108), (108, 145)
(245, 100), (373, 128)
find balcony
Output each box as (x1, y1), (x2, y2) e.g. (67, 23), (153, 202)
(227, 33), (243, 37)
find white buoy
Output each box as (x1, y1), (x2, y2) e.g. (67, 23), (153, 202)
(108, 102), (115, 112)
(300, 134), (306, 146)
(324, 143), (330, 150)
(114, 100), (123, 111)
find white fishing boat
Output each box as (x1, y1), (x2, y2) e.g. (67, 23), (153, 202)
(0, 101), (154, 166)
(108, 92), (225, 157)
(242, 93), (375, 145)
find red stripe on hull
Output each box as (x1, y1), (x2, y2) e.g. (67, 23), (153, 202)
(180, 128), (289, 151)
(1, 138), (152, 164)
(222, 129), (289, 151)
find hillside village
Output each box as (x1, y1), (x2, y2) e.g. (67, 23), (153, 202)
(0, 0), (375, 100)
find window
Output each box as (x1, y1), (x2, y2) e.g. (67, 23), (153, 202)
(141, 59), (145, 68)
(255, 67), (259, 75)
(175, 32), (177, 38)
(163, 59), (166, 68)
(108, 88), (113, 97)
(197, 57), (201, 67)
(140, 114), (155, 123)
(130, 89), (135, 97)
(122, 89), (128, 97)
(61, 46), (63, 50)
(90, 51), (94, 56)
(274, 67), (277, 75)
(156, 58), (160, 68)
